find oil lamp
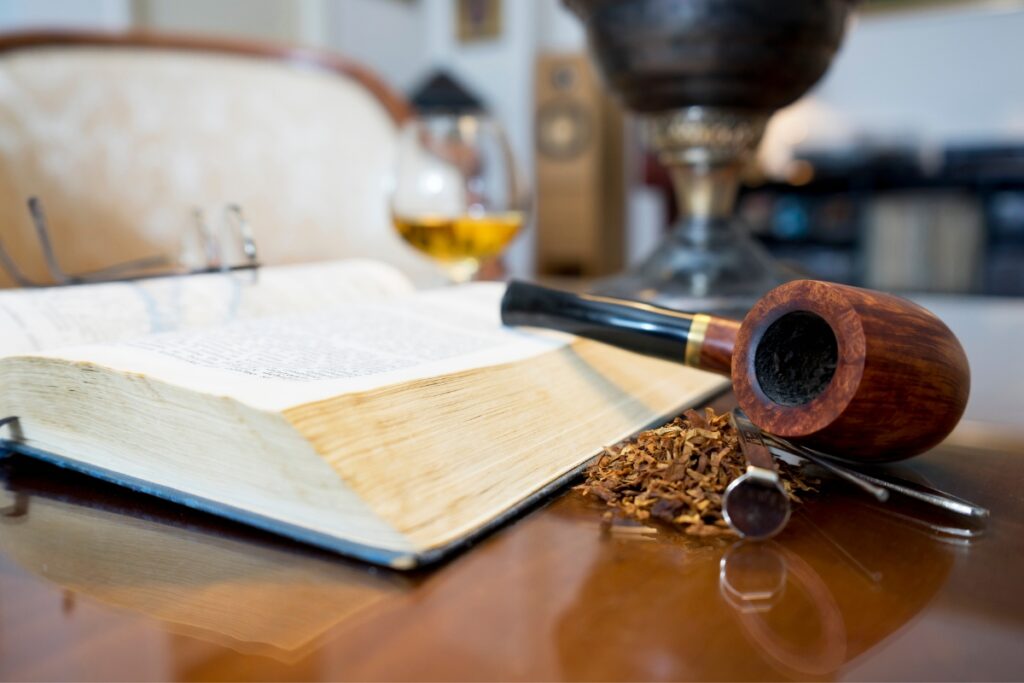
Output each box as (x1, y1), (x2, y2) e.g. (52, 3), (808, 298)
(564, 0), (853, 317)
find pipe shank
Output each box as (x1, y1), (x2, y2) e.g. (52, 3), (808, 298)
(501, 281), (732, 376)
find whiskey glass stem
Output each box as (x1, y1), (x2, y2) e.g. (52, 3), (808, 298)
(443, 258), (480, 284)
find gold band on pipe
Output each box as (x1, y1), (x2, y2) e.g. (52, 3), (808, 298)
(684, 314), (711, 367)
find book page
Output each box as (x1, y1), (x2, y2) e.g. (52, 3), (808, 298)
(0, 260), (413, 357)
(28, 283), (569, 412)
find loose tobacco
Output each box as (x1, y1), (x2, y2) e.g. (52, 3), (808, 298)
(576, 407), (816, 536)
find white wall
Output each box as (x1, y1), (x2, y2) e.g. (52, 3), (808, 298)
(822, 2), (1024, 144)
(0, 0), (130, 30)
(134, 0), (302, 43)
(325, 0), (427, 93)
(0, 0), (325, 46)
(763, 1), (1024, 174)
(537, 0), (586, 52)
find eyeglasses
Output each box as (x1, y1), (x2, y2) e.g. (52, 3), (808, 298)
(0, 197), (260, 288)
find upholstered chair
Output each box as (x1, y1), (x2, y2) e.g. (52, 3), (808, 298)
(0, 31), (441, 288)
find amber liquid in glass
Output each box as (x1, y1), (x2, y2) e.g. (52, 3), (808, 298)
(393, 212), (523, 281)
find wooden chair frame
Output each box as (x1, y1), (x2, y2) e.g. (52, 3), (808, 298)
(0, 29), (412, 124)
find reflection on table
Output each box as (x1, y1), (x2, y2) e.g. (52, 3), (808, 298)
(0, 454), (411, 665)
(1, 424), (1021, 680)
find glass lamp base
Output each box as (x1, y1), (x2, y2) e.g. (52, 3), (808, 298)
(591, 217), (794, 319)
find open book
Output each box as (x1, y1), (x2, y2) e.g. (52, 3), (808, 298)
(0, 261), (727, 568)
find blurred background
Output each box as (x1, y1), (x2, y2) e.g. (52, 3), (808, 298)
(3, 0), (1023, 295)
(0, 0), (1022, 423)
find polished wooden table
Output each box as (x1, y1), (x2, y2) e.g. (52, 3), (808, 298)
(1, 387), (1021, 682)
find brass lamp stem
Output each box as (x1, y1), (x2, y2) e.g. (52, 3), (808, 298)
(666, 161), (743, 220)
(647, 106), (769, 222)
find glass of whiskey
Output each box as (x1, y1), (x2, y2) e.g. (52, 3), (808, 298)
(390, 114), (529, 283)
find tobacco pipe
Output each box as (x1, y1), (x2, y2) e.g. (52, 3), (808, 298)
(501, 280), (970, 462)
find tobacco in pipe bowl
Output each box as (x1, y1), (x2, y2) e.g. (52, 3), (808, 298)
(501, 279), (970, 462)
